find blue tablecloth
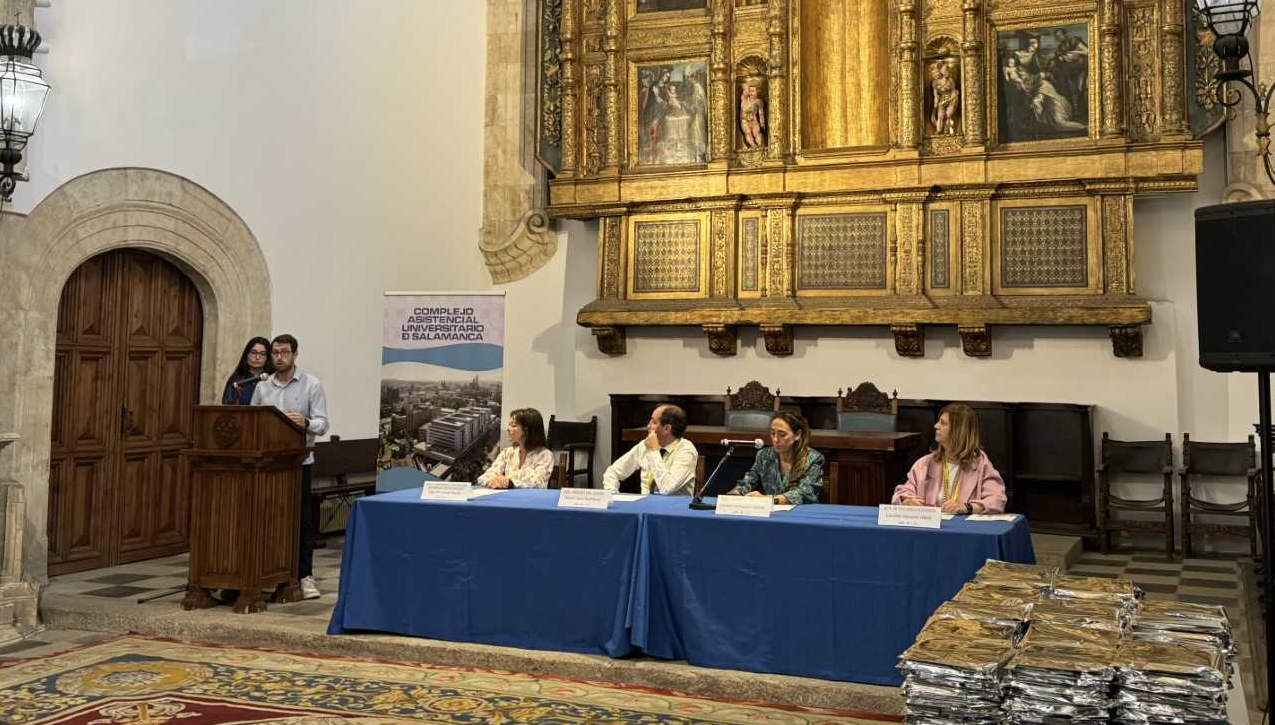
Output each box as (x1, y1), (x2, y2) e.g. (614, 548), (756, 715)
(631, 503), (1034, 685)
(329, 490), (1034, 684)
(329, 488), (667, 656)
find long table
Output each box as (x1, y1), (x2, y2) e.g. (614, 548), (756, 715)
(621, 425), (918, 506)
(329, 488), (1034, 685)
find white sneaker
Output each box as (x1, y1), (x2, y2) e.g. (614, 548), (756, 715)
(300, 576), (321, 600)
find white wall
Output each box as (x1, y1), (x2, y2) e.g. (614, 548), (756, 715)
(24, 3), (1261, 521)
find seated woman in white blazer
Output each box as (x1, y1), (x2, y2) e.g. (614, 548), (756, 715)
(477, 408), (554, 489)
(891, 403), (1007, 514)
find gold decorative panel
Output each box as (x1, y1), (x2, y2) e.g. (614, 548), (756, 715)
(627, 213), (710, 299)
(796, 212), (888, 292)
(929, 208), (951, 290)
(538, 0), (1205, 356)
(992, 199), (1101, 295)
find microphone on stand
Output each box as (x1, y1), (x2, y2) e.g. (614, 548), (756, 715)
(720, 438), (764, 449)
(689, 438), (765, 510)
(233, 372), (270, 389)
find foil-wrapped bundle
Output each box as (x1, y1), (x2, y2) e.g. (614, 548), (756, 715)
(952, 581), (1042, 607)
(1048, 573), (1142, 613)
(1113, 639), (1228, 724)
(1131, 600), (1233, 663)
(975, 559), (1057, 595)
(930, 599), (1032, 635)
(1002, 641), (1117, 724)
(1029, 597), (1127, 632)
(899, 626), (1014, 724)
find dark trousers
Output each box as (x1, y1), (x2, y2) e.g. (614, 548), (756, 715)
(299, 464), (314, 578)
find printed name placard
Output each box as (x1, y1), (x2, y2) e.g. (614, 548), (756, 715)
(967, 513), (1021, 522)
(421, 481), (473, 501)
(878, 504), (942, 529)
(557, 488), (613, 510)
(716, 495), (774, 518)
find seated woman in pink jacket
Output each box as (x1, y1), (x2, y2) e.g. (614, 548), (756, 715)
(892, 403), (1007, 514)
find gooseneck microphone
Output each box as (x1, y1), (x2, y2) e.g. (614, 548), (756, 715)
(720, 438), (764, 449)
(689, 439), (764, 510)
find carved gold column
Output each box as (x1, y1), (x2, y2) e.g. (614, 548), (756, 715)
(899, 0), (919, 150)
(767, 0), (789, 161)
(710, 0), (731, 162)
(1099, 0), (1125, 139)
(602, 0), (622, 170)
(560, 0), (580, 176)
(707, 202), (737, 298)
(1101, 192), (1134, 295)
(958, 191), (991, 296)
(760, 199), (796, 297)
(886, 192), (926, 295)
(1159, 0), (1188, 136)
(597, 213), (626, 299)
(961, 0), (984, 148)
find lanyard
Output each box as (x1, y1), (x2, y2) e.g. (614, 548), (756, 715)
(644, 438), (684, 493)
(941, 461), (960, 503)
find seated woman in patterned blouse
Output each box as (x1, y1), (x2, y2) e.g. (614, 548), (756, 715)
(729, 410), (825, 505)
(477, 407), (555, 489)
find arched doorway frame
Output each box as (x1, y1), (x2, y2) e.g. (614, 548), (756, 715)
(0, 167), (271, 584)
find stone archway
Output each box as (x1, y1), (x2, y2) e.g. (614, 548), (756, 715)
(0, 168), (271, 596)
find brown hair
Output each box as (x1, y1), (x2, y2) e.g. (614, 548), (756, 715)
(511, 408), (547, 452)
(770, 410), (812, 484)
(934, 403), (982, 469)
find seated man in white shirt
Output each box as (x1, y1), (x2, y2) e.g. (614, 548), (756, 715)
(602, 404), (699, 495)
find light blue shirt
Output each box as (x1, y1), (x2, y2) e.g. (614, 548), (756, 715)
(250, 368), (330, 465)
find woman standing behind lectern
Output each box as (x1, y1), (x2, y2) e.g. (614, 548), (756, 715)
(729, 411), (825, 505)
(220, 337), (273, 405)
(892, 404), (1007, 514)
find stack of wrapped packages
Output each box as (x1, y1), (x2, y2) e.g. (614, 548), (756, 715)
(897, 559), (1236, 725)
(1112, 599), (1232, 724)
(896, 561), (1047, 724)
(1002, 584), (1128, 723)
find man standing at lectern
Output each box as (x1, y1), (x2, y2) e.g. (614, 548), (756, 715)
(251, 333), (330, 600)
(602, 404), (698, 495)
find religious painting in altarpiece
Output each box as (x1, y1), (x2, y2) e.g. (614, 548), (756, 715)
(536, 0), (1210, 359)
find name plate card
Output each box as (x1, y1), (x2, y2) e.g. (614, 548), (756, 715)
(878, 504), (942, 529)
(557, 488), (613, 510)
(421, 481), (473, 501)
(716, 495), (774, 518)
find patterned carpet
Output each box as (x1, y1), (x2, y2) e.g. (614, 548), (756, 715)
(0, 636), (899, 725)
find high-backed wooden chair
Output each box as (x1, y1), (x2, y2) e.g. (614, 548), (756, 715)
(724, 381), (781, 430)
(547, 415), (597, 489)
(1097, 432), (1174, 556)
(1180, 434), (1260, 559)
(835, 383), (898, 433)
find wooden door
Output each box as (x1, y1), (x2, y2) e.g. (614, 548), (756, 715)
(48, 250), (204, 575)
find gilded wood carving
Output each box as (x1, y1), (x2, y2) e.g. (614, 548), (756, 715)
(538, 0), (1205, 357)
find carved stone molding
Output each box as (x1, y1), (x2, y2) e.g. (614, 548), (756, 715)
(958, 324), (992, 357)
(892, 323), (925, 357)
(0, 433), (36, 645)
(0, 167), (272, 586)
(1110, 324), (1144, 357)
(482, 0), (559, 284)
(703, 323), (738, 356)
(760, 323), (794, 356)
(592, 325), (627, 355)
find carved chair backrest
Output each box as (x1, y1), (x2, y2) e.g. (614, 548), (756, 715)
(724, 381), (781, 430)
(835, 382), (898, 433)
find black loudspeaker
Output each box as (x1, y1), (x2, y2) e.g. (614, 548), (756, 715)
(1196, 200), (1275, 372)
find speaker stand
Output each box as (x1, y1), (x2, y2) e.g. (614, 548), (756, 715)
(1259, 372), (1274, 714)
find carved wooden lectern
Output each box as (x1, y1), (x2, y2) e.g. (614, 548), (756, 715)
(182, 406), (308, 613)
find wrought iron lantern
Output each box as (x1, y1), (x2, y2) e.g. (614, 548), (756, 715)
(0, 24), (49, 201)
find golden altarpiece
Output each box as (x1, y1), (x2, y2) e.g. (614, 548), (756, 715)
(537, 0), (1214, 357)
